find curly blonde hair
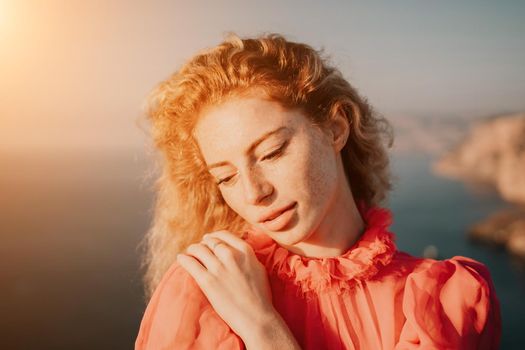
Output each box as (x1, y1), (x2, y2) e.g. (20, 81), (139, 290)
(140, 33), (394, 299)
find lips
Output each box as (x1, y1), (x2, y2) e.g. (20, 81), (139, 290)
(260, 202), (297, 231)
(258, 202), (297, 223)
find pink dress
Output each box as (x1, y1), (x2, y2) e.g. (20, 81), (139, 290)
(135, 206), (501, 349)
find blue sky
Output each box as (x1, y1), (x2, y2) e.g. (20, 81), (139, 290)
(1, 0), (524, 151)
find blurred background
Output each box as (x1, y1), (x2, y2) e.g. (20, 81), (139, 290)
(1, 0), (524, 348)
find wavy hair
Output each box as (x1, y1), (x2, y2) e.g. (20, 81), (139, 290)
(140, 33), (394, 299)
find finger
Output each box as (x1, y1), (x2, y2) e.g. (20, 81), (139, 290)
(201, 236), (240, 265)
(185, 243), (223, 273)
(201, 236), (230, 252)
(176, 253), (210, 286)
(204, 230), (252, 253)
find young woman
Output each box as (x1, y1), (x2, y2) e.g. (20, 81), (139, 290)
(135, 34), (501, 349)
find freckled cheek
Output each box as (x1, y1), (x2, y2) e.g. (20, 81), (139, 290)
(300, 146), (338, 203)
(272, 152), (326, 204)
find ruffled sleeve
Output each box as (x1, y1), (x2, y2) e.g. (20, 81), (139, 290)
(135, 262), (244, 350)
(395, 256), (501, 350)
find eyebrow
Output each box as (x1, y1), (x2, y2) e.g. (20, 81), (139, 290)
(206, 126), (289, 170)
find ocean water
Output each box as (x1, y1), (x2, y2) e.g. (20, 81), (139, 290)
(0, 151), (523, 349)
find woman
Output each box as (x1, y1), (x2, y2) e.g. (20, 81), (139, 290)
(135, 33), (501, 349)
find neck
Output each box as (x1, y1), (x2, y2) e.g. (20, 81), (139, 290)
(281, 169), (365, 258)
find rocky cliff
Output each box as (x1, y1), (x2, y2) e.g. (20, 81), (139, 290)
(433, 113), (525, 204)
(432, 112), (525, 260)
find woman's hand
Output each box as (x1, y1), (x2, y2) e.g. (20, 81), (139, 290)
(176, 230), (277, 344)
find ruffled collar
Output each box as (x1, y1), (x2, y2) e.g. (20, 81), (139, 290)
(242, 204), (397, 296)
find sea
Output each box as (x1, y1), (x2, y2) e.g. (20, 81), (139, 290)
(0, 150), (523, 349)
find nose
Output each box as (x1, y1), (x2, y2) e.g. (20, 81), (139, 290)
(241, 167), (273, 205)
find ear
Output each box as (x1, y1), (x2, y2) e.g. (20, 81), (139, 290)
(325, 112), (350, 152)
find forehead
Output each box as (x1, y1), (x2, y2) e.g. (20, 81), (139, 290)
(193, 95), (302, 162)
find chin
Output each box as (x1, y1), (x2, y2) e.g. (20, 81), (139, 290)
(269, 225), (311, 246)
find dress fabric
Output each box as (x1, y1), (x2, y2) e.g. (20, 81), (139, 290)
(135, 205), (501, 350)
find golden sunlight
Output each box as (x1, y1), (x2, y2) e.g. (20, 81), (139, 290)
(0, 0), (12, 41)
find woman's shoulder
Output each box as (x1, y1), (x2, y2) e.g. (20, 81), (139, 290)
(397, 253), (496, 294)
(135, 261), (243, 350)
(152, 260), (202, 300)
(140, 260), (210, 317)
(392, 252), (499, 316)
(392, 253), (502, 349)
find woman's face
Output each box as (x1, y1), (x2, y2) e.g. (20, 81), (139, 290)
(194, 91), (348, 247)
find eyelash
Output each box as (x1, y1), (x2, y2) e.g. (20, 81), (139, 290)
(217, 177), (233, 186)
(216, 142), (288, 186)
(261, 142), (287, 161)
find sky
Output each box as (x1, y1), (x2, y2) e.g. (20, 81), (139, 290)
(1, 0), (524, 153)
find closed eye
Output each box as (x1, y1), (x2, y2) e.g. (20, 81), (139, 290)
(217, 141), (289, 186)
(217, 174), (235, 186)
(261, 141), (288, 161)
